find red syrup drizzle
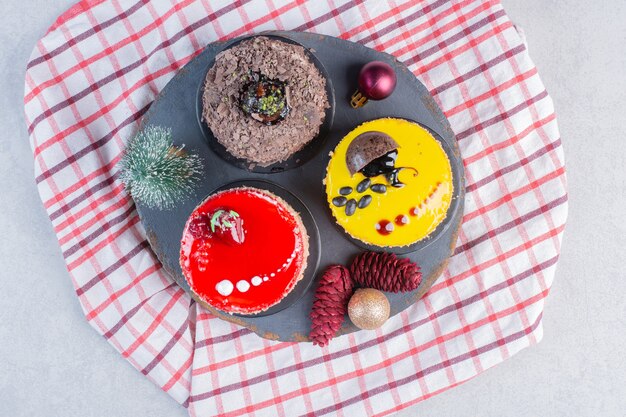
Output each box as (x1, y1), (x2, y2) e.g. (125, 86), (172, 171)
(376, 219), (394, 235)
(376, 183), (442, 236)
(180, 189), (305, 313)
(395, 214), (409, 226)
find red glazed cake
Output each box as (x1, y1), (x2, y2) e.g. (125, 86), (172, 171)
(180, 187), (309, 315)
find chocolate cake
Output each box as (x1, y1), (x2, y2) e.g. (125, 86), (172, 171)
(202, 36), (329, 167)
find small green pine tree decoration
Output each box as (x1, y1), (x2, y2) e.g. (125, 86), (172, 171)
(118, 126), (203, 210)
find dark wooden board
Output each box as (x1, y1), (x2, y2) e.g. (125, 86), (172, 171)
(137, 31), (465, 342)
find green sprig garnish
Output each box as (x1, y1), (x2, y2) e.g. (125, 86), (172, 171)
(210, 209), (240, 232)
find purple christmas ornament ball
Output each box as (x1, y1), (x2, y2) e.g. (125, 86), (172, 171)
(350, 61), (397, 108)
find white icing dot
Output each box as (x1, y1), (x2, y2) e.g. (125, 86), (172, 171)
(236, 280), (250, 293)
(215, 280), (233, 296)
(263, 277), (269, 281)
(270, 273), (276, 277)
(411, 207), (419, 216)
(400, 215), (409, 224)
(282, 263), (287, 268)
(277, 268), (282, 272)
(375, 223), (381, 230)
(385, 222), (395, 232)
(251, 276), (262, 286)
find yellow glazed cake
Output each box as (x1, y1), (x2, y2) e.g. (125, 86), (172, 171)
(325, 118), (453, 248)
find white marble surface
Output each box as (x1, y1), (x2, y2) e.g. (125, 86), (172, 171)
(1, 1), (624, 416)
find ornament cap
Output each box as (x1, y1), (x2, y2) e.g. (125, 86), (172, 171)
(350, 90), (369, 108)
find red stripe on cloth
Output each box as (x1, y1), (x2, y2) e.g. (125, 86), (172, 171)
(36, 103), (148, 187)
(445, 67), (538, 117)
(32, 55), (194, 158)
(84, 263), (161, 320)
(142, 317), (190, 375)
(466, 138), (562, 193)
(434, 224), (565, 295)
(463, 113), (557, 165)
(294, 0), (357, 32)
(66, 214), (141, 271)
(62, 203), (135, 258)
(455, 194), (568, 254)
(46, 0), (108, 34)
(402, 8), (508, 65)
(48, 172), (117, 220)
(212, 293), (547, 417)
(100, 289), (161, 339)
(372, 379), (464, 417)
(56, 184), (126, 243)
(25, 0), (196, 104)
(430, 43), (526, 96)
(33, 0), (145, 67)
(162, 353), (193, 393)
(122, 289), (185, 358)
(75, 239), (148, 296)
(194, 328), (252, 348)
(380, 0), (496, 55)
(464, 166), (565, 222)
(338, 0), (425, 40)
(227, 0), (302, 38)
(370, 314), (543, 417)
(288, 342), (317, 415)
(348, 0), (450, 46)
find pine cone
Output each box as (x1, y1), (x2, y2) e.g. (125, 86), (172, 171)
(309, 265), (354, 347)
(350, 252), (422, 293)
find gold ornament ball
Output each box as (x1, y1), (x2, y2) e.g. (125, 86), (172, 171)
(348, 288), (390, 330)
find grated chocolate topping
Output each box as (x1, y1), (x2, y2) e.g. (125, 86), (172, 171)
(202, 36), (330, 166)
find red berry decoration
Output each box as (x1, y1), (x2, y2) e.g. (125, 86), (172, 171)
(209, 209), (245, 245)
(350, 61), (397, 108)
(309, 265), (354, 347)
(187, 213), (212, 240)
(350, 251), (422, 293)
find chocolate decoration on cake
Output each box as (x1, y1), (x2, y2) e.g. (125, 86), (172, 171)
(345, 131), (417, 188)
(359, 149), (418, 188)
(239, 71), (290, 125)
(345, 131), (399, 176)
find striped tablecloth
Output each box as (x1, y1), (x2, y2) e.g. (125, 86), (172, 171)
(24, 1), (567, 415)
